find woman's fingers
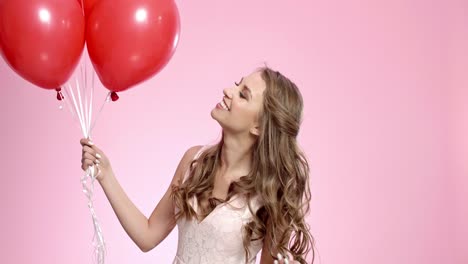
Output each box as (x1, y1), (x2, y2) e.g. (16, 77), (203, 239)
(274, 253), (298, 264)
(80, 139), (104, 159)
(79, 139), (109, 182)
(81, 146), (101, 171)
(83, 152), (98, 162)
(81, 159), (100, 171)
(80, 138), (93, 147)
(82, 145), (94, 155)
(274, 253), (286, 264)
(81, 159), (95, 171)
(92, 146), (103, 158)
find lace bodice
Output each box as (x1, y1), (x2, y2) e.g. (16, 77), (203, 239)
(172, 146), (264, 264)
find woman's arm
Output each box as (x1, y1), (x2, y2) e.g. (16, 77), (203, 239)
(98, 145), (201, 252)
(259, 218), (278, 264)
(144, 145), (202, 252)
(259, 218), (300, 264)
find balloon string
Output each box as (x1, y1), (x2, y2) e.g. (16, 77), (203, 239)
(60, 85), (81, 131)
(82, 165), (106, 264)
(81, 55), (89, 139)
(80, 56), (107, 264)
(76, 77), (88, 138)
(85, 46), (93, 138)
(91, 92), (111, 132)
(60, 52), (108, 264)
(82, 50), (110, 134)
(65, 83), (87, 136)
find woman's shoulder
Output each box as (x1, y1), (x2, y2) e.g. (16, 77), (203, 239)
(179, 145), (203, 168)
(172, 145), (203, 186)
(180, 144), (209, 170)
(186, 144), (215, 160)
(185, 145), (204, 158)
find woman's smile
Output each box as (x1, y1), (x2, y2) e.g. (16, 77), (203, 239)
(216, 100), (229, 111)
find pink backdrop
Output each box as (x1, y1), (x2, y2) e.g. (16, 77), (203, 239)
(0, 0), (466, 263)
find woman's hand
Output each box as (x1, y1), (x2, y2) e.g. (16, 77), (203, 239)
(80, 138), (112, 182)
(274, 253), (300, 264)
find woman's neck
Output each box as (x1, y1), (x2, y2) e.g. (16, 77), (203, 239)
(218, 133), (255, 182)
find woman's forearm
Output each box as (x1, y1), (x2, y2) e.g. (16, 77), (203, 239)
(99, 171), (150, 251)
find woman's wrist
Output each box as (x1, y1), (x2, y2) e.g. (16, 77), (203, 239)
(97, 168), (114, 186)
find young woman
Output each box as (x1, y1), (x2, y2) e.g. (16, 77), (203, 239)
(80, 67), (315, 264)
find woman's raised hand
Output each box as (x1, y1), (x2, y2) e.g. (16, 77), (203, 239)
(80, 138), (112, 182)
(274, 252), (301, 264)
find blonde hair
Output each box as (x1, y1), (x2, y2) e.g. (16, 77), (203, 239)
(171, 67), (315, 263)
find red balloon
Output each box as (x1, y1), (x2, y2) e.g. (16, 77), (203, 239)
(76, 0), (98, 17)
(0, 0), (85, 89)
(86, 0), (180, 92)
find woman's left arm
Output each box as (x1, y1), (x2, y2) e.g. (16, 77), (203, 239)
(259, 219), (300, 264)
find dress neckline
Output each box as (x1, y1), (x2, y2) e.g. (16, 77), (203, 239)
(193, 193), (240, 225)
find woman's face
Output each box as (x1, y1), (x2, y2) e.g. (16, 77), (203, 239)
(211, 70), (266, 136)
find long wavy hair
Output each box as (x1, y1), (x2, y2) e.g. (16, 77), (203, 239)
(171, 67), (315, 263)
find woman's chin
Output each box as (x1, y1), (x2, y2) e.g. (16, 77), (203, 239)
(210, 108), (218, 120)
(211, 111), (227, 128)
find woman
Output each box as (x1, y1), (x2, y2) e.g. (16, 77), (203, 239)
(80, 67), (315, 264)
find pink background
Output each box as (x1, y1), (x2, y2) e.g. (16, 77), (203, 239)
(0, 0), (466, 263)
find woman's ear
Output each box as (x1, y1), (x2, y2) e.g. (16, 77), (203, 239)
(250, 125), (260, 136)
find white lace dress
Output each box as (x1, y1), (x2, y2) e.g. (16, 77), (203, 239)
(172, 146), (264, 264)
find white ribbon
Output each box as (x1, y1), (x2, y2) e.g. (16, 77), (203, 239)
(60, 44), (111, 264)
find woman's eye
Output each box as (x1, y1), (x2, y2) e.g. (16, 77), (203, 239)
(239, 92), (246, 99)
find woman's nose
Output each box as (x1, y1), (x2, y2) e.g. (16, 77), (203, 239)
(223, 87), (232, 98)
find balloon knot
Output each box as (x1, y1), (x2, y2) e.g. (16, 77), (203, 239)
(110, 92), (119, 101)
(56, 90), (64, 101)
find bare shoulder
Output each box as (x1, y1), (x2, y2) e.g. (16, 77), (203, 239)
(144, 145), (204, 251)
(173, 145), (203, 183)
(184, 145), (204, 160)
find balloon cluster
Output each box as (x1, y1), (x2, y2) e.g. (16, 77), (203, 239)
(0, 1), (180, 263)
(0, 0), (180, 95)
